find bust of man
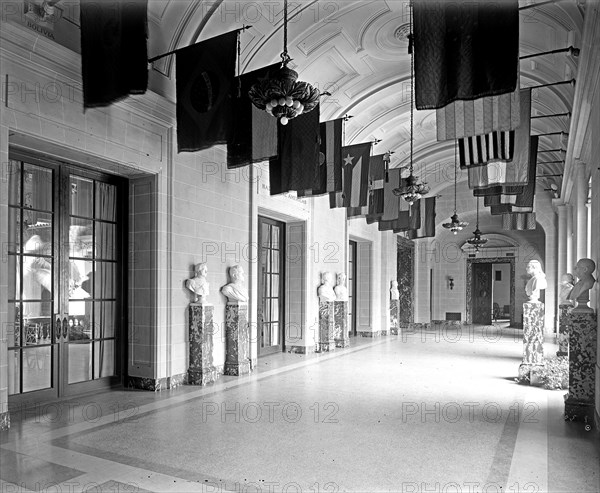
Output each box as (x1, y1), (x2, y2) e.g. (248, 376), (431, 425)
(186, 262), (209, 303)
(525, 260), (547, 302)
(569, 258), (596, 311)
(334, 273), (349, 301)
(221, 265), (249, 303)
(390, 280), (400, 301)
(317, 272), (336, 302)
(558, 273), (574, 306)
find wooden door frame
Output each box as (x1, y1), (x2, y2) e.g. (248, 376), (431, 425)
(466, 257), (515, 325)
(348, 240), (357, 336)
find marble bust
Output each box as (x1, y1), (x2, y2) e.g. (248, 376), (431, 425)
(569, 258), (596, 311)
(221, 265), (249, 303)
(317, 272), (336, 302)
(334, 273), (349, 301)
(558, 273), (574, 306)
(186, 262), (210, 303)
(390, 280), (400, 300)
(525, 260), (547, 302)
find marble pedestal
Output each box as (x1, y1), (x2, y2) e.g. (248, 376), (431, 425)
(556, 304), (573, 357)
(390, 300), (400, 335)
(518, 302), (544, 383)
(334, 301), (349, 348)
(188, 303), (219, 385)
(224, 302), (252, 376)
(317, 301), (335, 352)
(564, 310), (597, 426)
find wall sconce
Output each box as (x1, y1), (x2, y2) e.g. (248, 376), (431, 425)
(447, 276), (454, 290)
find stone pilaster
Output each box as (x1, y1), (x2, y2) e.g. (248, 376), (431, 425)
(564, 310), (597, 427)
(390, 299), (400, 335)
(188, 303), (219, 385)
(317, 301), (335, 352)
(224, 302), (252, 376)
(334, 301), (349, 348)
(556, 304), (573, 357)
(518, 301), (544, 383)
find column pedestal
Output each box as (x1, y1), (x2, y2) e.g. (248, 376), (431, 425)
(518, 302), (544, 383)
(334, 301), (349, 348)
(564, 310), (597, 427)
(390, 300), (400, 335)
(317, 301), (335, 352)
(224, 302), (252, 376)
(556, 304), (573, 357)
(188, 303), (219, 385)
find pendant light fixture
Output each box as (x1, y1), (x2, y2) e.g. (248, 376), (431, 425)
(442, 142), (469, 234)
(467, 197), (488, 252)
(393, 0), (430, 206)
(248, 0), (320, 125)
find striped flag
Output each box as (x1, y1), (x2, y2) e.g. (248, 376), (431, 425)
(378, 173), (413, 231)
(332, 142), (372, 209)
(389, 204), (421, 233)
(365, 154), (388, 223)
(502, 212), (536, 230)
(405, 197), (437, 239)
(488, 136), (538, 214)
(458, 131), (514, 168)
(299, 118), (343, 197)
(347, 154), (386, 218)
(436, 85), (521, 141)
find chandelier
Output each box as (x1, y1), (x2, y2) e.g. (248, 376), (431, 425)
(466, 198), (488, 252)
(393, 2), (429, 206)
(442, 142), (469, 234)
(248, 0), (320, 125)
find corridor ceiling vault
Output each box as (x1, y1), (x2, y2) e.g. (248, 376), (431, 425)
(147, 0), (587, 202)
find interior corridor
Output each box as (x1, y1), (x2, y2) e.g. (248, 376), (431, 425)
(2, 326), (598, 493)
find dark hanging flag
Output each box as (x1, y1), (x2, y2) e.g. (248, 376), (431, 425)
(378, 175), (413, 231)
(488, 136), (539, 214)
(458, 131), (515, 169)
(80, 0), (148, 108)
(387, 204), (421, 233)
(269, 105), (321, 195)
(405, 197), (437, 239)
(176, 30), (239, 152)
(227, 64), (280, 169)
(299, 118), (343, 197)
(413, 0), (519, 110)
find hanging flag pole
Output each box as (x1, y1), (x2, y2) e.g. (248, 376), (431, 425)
(519, 46), (579, 59)
(148, 25), (252, 63)
(531, 112), (571, 119)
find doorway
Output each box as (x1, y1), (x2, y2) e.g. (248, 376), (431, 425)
(7, 156), (126, 404)
(257, 216), (285, 355)
(466, 257), (515, 325)
(348, 240), (357, 336)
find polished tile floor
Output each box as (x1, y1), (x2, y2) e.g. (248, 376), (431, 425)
(1, 324), (599, 492)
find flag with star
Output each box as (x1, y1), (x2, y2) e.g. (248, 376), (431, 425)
(339, 142), (372, 209)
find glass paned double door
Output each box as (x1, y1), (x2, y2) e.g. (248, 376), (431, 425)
(7, 159), (122, 400)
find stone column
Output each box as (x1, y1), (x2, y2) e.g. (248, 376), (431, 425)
(334, 301), (349, 348)
(224, 302), (252, 376)
(576, 163), (589, 261)
(557, 204), (568, 285)
(188, 303), (219, 385)
(564, 309), (597, 428)
(518, 301), (544, 383)
(556, 304), (572, 357)
(317, 301), (335, 352)
(390, 299), (400, 335)
(566, 204), (574, 273)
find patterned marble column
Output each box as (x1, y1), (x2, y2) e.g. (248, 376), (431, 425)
(518, 302), (544, 383)
(556, 304), (573, 357)
(224, 302), (252, 376)
(188, 303), (219, 385)
(390, 300), (400, 335)
(334, 301), (349, 348)
(317, 301), (335, 352)
(564, 311), (597, 426)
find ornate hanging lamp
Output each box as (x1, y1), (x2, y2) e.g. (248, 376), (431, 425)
(466, 197), (488, 252)
(442, 142), (469, 234)
(393, 1), (429, 206)
(248, 0), (320, 125)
